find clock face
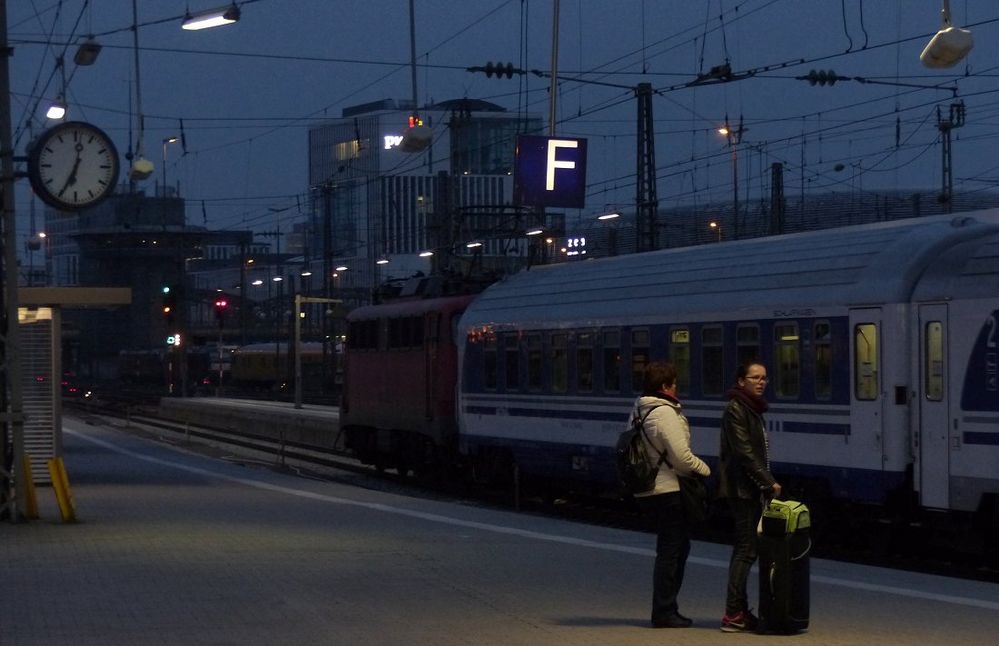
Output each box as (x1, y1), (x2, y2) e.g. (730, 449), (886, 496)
(28, 121), (120, 211)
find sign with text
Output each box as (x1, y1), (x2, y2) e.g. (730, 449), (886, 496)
(514, 135), (588, 208)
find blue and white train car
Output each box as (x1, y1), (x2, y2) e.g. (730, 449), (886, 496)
(456, 210), (999, 515)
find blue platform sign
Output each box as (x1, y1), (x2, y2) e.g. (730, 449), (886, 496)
(514, 135), (587, 208)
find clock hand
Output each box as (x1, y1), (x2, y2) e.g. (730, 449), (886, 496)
(58, 144), (85, 197)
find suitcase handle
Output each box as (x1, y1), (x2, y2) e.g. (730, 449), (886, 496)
(791, 536), (812, 561)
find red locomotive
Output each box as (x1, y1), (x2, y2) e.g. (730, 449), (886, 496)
(339, 293), (476, 475)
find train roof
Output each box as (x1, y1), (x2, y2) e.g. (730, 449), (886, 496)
(461, 209), (999, 330)
(347, 293), (478, 321)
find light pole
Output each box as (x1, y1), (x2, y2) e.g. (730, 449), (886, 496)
(161, 136), (178, 195)
(719, 115), (746, 240)
(709, 221), (722, 242)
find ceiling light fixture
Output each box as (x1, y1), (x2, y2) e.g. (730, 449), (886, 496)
(182, 3), (241, 31)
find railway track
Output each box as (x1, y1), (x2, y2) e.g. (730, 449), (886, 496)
(66, 396), (999, 584)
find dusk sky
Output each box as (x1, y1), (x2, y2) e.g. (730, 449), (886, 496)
(7, 1), (999, 250)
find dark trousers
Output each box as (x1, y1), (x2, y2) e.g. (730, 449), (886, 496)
(725, 497), (762, 615)
(641, 492), (690, 621)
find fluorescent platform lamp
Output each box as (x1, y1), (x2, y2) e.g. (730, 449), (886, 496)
(597, 212), (620, 221)
(376, 258), (390, 265)
(45, 96), (67, 120)
(419, 251), (434, 257)
(525, 229), (544, 236)
(182, 3), (241, 31)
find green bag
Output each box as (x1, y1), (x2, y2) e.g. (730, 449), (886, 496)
(761, 499), (810, 536)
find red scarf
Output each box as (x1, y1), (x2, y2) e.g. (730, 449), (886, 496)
(726, 385), (768, 415)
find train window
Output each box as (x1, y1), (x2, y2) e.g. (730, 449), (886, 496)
(814, 321), (832, 400)
(505, 334), (520, 391)
(483, 334), (497, 391)
(737, 324), (760, 366)
(774, 323), (800, 398)
(527, 334), (543, 390)
(854, 323), (878, 400)
(348, 320), (378, 350)
(577, 331), (594, 392)
(670, 328), (691, 395)
(631, 329), (650, 393)
(603, 330), (621, 393)
(925, 321), (944, 401)
(411, 316), (424, 348)
(551, 333), (568, 393)
(702, 326), (724, 396)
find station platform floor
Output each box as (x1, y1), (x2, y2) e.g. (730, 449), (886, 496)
(2, 414), (997, 645)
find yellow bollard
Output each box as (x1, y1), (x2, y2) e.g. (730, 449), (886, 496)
(20, 454), (39, 520)
(47, 457), (77, 523)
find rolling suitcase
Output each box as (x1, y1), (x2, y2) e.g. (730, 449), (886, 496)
(758, 499), (811, 634)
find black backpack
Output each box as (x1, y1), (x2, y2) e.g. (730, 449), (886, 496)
(615, 405), (665, 495)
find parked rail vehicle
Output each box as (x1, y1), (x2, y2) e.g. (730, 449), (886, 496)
(118, 347), (212, 388)
(340, 211), (999, 526)
(229, 342), (328, 391)
(341, 294), (477, 473)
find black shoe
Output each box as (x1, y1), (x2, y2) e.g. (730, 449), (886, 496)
(652, 613), (693, 628)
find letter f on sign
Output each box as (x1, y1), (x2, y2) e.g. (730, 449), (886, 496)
(546, 139), (578, 190)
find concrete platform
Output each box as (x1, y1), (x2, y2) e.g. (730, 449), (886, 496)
(2, 414), (996, 645)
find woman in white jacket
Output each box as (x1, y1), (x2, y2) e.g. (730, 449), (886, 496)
(631, 361), (711, 629)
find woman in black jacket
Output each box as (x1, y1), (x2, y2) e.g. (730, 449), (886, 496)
(717, 361), (782, 633)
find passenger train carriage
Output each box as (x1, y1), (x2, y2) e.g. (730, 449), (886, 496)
(339, 210), (999, 524)
(457, 211), (999, 516)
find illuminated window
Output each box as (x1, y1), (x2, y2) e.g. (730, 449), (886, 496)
(854, 323), (878, 401)
(670, 328), (690, 395)
(603, 330), (621, 393)
(814, 321), (832, 400)
(925, 321), (944, 401)
(702, 326), (724, 396)
(577, 331), (594, 392)
(551, 333), (568, 393)
(631, 329), (650, 393)
(774, 323), (800, 398)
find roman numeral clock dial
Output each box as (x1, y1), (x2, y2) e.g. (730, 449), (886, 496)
(27, 121), (120, 211)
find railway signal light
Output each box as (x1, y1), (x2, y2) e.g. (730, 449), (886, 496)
(214, 297), (229, 329)
(166, 334), (182, 347)
(162, 285), (177, 324)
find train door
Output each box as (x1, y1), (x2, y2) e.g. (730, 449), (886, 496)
(917, 303), (949, 508)
(849, 309), (884, 462)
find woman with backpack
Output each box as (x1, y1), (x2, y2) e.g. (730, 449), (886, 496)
(632, 361), (711, 628)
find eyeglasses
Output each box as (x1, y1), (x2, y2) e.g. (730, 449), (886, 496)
(745, 375), (768, 382)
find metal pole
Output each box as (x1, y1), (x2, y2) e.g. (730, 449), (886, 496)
(1, 0), (29, 520)
(548, 0), (560, 135)
(294, 294), (302, 409)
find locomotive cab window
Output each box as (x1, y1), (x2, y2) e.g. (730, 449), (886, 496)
(814, 321), (832, 400)
(854, 323), (879, 400)
(630, 329), (650, 393)
(551, 333), (568, 393)
(737, 324), (760, 366)
(670, 328), (690, 395)
(774, 323), (800, 398)
(701, 326), (723, 396)
(925, 321), (944, 401)
(577, 331), (594, 392)
(603, 330), (621, 393)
